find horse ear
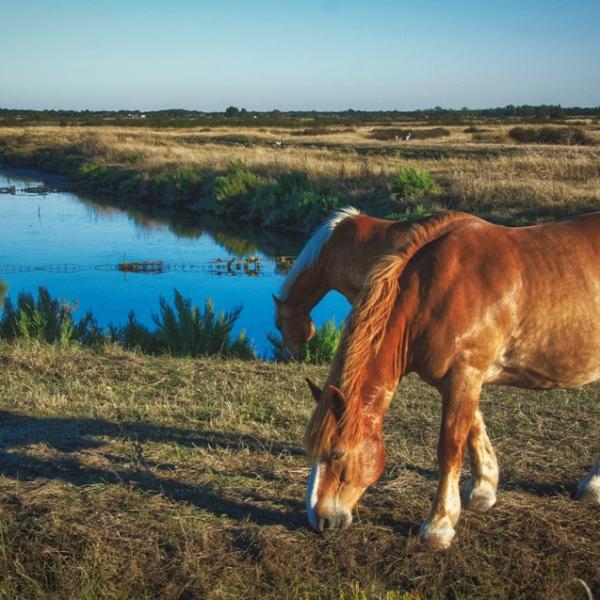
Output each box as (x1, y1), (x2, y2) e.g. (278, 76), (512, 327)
(272, 293), (283, 308)
(305, 378), (322, 403)
(326, 385), (347, 422)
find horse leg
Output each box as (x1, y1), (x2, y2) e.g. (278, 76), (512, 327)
(577, 456), (600, 503)
(419, 372), (481, 550)
(462, 409), (499, 512)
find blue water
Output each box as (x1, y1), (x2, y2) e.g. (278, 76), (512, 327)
(0, 168), (350, 356)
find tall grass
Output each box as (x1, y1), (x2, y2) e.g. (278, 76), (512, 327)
(113, 290), (255, 359)
(0, 287), (255, 359)
(0, 287), (104, 347)
(268, 318), (343, 364)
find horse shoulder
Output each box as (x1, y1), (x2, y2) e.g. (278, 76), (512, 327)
(399, 223), (520, 382)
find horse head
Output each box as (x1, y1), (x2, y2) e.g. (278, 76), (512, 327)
(273, 294), (315, 357)
(304, 378), (385, 531)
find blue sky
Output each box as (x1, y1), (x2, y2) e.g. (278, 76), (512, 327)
(2, 0), (599, 111)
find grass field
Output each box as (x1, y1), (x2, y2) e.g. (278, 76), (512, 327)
(0, 342), (597, 599)
(1, 119), (600, 229)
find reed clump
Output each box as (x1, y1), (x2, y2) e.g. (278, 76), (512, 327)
(268, 318), (343, 364)
(0, 286), (255, 359)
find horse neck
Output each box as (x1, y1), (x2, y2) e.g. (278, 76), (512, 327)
(283, 264), (329, 312)
(317, 217), (399, 303)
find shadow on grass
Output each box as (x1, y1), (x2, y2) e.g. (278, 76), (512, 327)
(0, 410), (304, 456)
(500, 477), (577, 498)
(0, 410), (307, 530)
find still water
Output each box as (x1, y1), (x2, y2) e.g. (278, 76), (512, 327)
(0, 168), (350, 356)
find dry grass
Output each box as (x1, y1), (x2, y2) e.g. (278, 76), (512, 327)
(0, 341), (597, 599)
(1, 122), (599, 224)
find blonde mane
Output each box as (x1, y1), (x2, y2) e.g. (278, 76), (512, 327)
(279, 206), (360, 300)
(305, 212), (477, 459)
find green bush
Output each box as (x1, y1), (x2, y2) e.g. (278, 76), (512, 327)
(391, 168), (436, 198)
(0, 287), (104, 347)
(112, 310), (160, 354)
(385, 203), (432, 221)
(250, 171), (340, 229)
(0, 287), (255, 358)
(463, 126), (490, 134)
(113, 289), (255, 359)
(212, 159), (264, 214)
(268, 318), (343, 364)
(144, 168), (203, 206)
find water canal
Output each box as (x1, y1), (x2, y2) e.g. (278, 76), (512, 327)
(0, 167), (350, 356)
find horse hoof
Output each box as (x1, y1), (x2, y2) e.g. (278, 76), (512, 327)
(419, 519), (456, 550)
(462, 480), (497, 512)
(576, 477), (600, 504)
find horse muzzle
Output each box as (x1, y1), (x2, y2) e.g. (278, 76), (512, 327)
(315, 510), (353, 532)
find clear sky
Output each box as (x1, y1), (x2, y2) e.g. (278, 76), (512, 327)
(2, 0), (599, 111)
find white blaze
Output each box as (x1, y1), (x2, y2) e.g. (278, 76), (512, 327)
(306, 463), (323, 529)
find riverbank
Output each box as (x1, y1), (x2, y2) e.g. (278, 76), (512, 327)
(0, 341), (598, 598)
(1, 123), (600, 231)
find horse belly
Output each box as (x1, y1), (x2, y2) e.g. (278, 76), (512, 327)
(488, 315), (600, 389)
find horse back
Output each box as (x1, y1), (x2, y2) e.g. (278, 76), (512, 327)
(400, 212), (600, 389)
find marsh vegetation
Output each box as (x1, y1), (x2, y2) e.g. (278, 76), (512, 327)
(1, 112), (599, 231)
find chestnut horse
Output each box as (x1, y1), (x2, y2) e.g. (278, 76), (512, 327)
(274, 207), (427, 356)
(304, 211), (600, 550)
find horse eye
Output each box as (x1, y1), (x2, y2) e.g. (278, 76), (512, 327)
(331, 448), (345, 461)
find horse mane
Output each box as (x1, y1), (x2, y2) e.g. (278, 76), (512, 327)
(305, 211), (477, 459)
(278, 206), (360, 300)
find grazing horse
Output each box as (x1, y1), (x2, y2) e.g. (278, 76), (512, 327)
(274, 207), (436, 356)
(304, 211), (600, 550)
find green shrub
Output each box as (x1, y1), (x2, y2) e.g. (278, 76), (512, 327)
(268, 318), (343, 364)
(212, 159), (264, 214)
(114, 289), (255, 359)
(0, 287), (104, 347)
(508, 126), (593, 145)
(391, 168), (436, 198)
(385, 203), (432, 221)
(250, 171), (340, 229)
(111, 310), (160, 353)
(0, 287), (255, 358)
(153, 290), (254, 358)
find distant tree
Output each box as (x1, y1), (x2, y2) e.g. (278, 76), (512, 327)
(225, 106), (240, 117)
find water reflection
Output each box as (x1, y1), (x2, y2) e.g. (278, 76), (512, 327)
(75, 191), (305, 258)
(0, 166), (350, 354)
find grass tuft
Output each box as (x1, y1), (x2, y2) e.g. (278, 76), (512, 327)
(268, 318), (344, 364)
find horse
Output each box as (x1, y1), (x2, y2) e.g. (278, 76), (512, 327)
(304, 211), (600, 550)
(274, 207), (437, 356)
